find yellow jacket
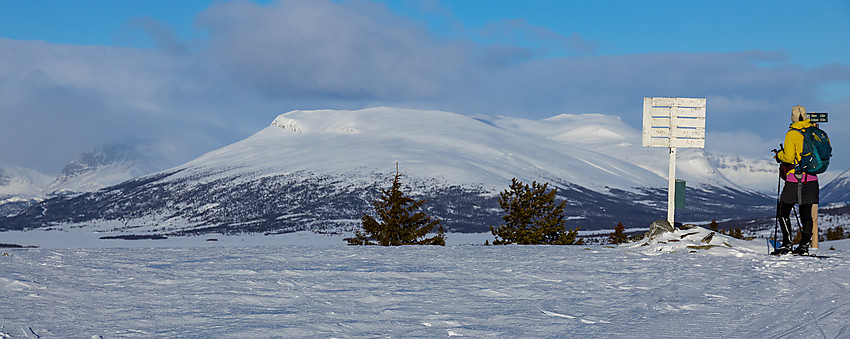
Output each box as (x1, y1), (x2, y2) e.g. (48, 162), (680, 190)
(776, 119), (814, 169)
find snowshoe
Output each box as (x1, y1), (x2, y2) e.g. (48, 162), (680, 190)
(791, 244), (809, 255)
(770, 243), (793, 256)
(770, 247), (792, 256)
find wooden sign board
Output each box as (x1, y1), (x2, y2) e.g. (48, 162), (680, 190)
(641, 97), (706, 226)
(642, 97), (706, 149)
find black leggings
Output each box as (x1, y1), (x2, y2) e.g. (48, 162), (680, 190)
(777, 202), (813, 246)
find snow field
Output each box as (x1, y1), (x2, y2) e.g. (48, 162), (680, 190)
(2, 233), (849, 338)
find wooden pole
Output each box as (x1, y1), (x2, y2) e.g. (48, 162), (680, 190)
(667, 147), (677, 225)
(811, 204), (818, 248)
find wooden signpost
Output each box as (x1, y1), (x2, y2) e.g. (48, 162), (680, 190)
(808, 111), (827, 249)
(642, 97), (706, 225)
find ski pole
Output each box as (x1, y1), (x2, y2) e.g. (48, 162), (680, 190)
(772, 174), (780, 253)
(770, 148), (782, 254)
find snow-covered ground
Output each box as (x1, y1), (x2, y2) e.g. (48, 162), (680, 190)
(2, 229), (849, 338)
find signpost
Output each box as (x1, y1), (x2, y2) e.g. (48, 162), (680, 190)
(642, 97), (706, 225)
(808, 112), (828, 123)
(807, 111), (827, 249)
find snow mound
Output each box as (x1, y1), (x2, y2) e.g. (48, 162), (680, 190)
(622, 225), (766, 257)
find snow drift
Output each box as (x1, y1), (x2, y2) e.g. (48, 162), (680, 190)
(2, 232), (848, 338)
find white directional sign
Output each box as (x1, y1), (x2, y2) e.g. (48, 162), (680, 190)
(642, 97), (706, 148)
(641, 97), (706, 226)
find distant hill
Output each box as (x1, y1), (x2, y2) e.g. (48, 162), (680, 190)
(2, 107), (772, 234)
(822, 167), (850, 205)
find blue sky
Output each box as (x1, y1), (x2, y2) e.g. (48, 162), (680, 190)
(4, 0), (847, 67)
(1, 0), (848, 174)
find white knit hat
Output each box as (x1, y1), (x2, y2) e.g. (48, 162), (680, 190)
(792, 105), (808, 122)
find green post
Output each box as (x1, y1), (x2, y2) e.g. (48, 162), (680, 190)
(674, 179), (686, 209)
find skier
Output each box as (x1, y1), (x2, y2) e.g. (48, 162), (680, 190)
(772, 105), (819, 255)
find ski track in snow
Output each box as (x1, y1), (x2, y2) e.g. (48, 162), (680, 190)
(1, 242), (849, 338)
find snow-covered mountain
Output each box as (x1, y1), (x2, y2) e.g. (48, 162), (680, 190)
(46, 142), (160, 195)
(2, 108), (772, 234)
(706, 153), (846, 197)
(822, 168), (850, 205)
(0, 142), (163, 217)
(0, 165), (51, 197)
(705, 154), (780, 195)
(0, 165), (51, 217)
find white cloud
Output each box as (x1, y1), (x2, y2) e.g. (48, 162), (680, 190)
(0, 0), (848, 175)
(196, 0), (469, 99)
(705, 130), (778, 160)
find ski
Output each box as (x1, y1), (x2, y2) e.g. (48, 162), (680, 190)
(769, 252), (832, 258)
(767, 240), (833, 258)
(792, 253), (832, 259)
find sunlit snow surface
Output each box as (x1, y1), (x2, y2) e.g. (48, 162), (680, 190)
(2, 230), (849, 338)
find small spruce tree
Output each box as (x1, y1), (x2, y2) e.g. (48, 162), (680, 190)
(709, 219), (720, 232)
(609, 222), (628, 245)
(347, 166), (445, 246)
(730, 228), (743, 239)
(826, 226), (845, 241)
(490, 178), (582, 245)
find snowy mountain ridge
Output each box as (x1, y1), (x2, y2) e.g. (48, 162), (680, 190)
(46, 142), (159, 195)
(2, 107), (775, 235)
(181, 107), (752, 192)
(0, 143), (163, 216)
(0, 165), (51, 197)
(0, 165), (50, 216)
(705, 154), (780, 195)
(822, 167), (850, 206)
(179, 108), (670, 191)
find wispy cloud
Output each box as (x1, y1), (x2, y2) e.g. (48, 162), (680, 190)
(0, 0), (848, 175)
(197, 0), (469, 100)
(480, 18), (598, 56)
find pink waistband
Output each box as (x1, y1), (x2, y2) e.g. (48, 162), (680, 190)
(786, 172), (818, 183)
